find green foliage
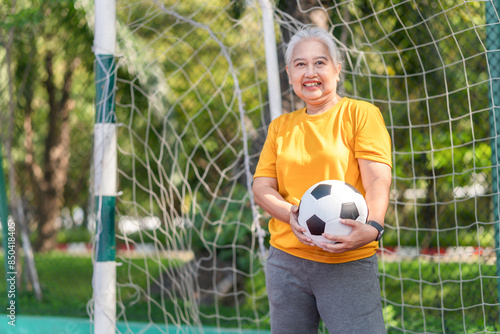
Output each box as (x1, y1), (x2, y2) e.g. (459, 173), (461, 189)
(0, 7), (43, 30)
(191, 183), (258, 268)
(121, 229), (168, 246)
(56, 227), (92, 244)
(2, 0), (95, 249)
(382, 261), (500, 333)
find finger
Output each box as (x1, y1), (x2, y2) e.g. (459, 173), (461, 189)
(294, 224), (307, 233)
(339, 219), (358, 227)
(290, 212), (305, 232)
(319, 241), (344, 253)
(302, 237), (315, 246)
(290, 216), (304, 230)
(322, 232), (347, 240)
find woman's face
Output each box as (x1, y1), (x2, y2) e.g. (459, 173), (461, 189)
(286, 39), (341, 113)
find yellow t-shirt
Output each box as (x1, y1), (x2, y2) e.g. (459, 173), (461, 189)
(253, 97), (392, 263)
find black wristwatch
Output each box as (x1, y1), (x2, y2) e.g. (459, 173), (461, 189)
(366, 220), (384, 241)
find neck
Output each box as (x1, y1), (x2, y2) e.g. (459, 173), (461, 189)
(306, 95), (342, 115)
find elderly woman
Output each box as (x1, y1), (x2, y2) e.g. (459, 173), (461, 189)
(252, 27), (392, 334)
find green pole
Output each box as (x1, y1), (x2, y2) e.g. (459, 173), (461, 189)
(0, 143), (16, 324)
(94, 54), (117, 263)
(93, 1), (117, 333)
(486, 0), (500, 315)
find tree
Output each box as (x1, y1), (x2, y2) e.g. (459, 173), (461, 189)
(2, 0), (94, 251)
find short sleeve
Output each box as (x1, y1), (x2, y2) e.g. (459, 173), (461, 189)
(354, 106), (392, 168)
(253, 120), (279, 179)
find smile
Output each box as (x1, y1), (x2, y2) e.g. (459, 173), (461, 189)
(303, 82), (321, 87)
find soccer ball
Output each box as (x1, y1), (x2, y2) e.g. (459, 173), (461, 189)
(297, 180), (368, 246)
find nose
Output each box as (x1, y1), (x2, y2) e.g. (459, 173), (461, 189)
(305, 64), (316, 77)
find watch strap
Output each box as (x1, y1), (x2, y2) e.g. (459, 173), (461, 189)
(366, 220), (384, 241)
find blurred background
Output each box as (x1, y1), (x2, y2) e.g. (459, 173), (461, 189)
(0, 0), (500, 333)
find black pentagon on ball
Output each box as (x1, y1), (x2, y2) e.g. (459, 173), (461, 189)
(310, 184), (332, 200)
(340, 202), (359, 220)
(306, 215), (326, 235)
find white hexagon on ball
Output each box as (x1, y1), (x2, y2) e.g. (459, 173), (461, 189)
(297, 180), (368, 246)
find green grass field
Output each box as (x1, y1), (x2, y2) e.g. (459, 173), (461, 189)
(0, 252), (499, 333)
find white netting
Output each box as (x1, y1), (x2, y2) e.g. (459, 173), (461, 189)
(108, 0), (270, 331)
(90, 0), (500, 333)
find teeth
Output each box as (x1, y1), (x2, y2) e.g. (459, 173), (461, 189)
(304, 82), (320, 87)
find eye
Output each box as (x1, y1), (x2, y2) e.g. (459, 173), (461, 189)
(295, 62), (305, 67)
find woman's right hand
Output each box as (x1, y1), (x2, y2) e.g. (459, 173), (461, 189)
(289, 205), (316, 247)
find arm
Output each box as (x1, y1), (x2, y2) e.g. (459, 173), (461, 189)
(252, 177), (291, 223)
(359, 158), (392, 227)
(252, 177), (315, 246)
(319, 159), (392, 252)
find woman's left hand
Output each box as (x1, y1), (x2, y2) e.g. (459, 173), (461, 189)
(317, 219), (379, 253)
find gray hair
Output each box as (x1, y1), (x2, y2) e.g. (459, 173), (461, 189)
(285, 27), (345, 95)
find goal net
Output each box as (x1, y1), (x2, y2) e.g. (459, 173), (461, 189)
(89, 0), (500, 333)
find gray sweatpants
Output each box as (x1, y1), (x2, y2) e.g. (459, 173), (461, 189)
(265, 246), (386, 334)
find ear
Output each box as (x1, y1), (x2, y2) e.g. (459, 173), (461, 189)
(286, 65), (291, 84)
(335, 63), (342, 81)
